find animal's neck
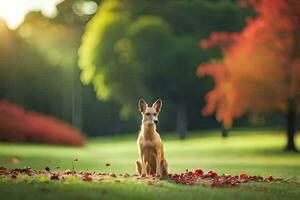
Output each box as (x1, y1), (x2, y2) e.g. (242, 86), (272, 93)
(141, 123), (156, 140)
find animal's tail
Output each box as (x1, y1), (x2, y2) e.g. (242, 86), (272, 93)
(136, 160), (142, 175)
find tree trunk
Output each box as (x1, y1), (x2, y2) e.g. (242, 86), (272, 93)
(71, 65), (82, 131)
(285, 104), (297, 152)
(221, 124), (228, 138)
(176, 104), (187, 140)
(284, 21), (299, 152)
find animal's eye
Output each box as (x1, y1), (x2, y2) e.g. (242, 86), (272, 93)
(145, 113), (150, 116)
(153, 113), (157, 116)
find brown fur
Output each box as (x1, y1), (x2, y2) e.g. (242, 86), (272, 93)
(136, 99), (168, 177)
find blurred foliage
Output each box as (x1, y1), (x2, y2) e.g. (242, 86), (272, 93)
(0, 101), (85, 146)
(79, 0), (249, 136)
(198, 0), (300, 150)
(0, 0), (138, 136)
(79, 1), (146, 118)
(0, 20), (62, 117)
(1, 0), (284, 137)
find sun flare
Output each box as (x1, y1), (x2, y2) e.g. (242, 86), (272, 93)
(0, 0), (63, 29)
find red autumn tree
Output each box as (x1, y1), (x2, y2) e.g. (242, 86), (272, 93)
(198, 0), (300, 151)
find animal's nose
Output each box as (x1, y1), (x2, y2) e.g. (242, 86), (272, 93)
(154, 119), (159, 124)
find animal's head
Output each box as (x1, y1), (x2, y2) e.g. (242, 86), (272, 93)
(138, 99), (162, 125)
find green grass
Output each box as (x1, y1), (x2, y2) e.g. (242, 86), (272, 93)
(0, 130), (299, 200)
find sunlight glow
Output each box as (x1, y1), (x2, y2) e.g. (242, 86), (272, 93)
(0, 0), (63, 29)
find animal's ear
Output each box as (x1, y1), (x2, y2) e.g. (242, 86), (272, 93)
(152, 99), (162, 112)
(138, 99), (148, 113)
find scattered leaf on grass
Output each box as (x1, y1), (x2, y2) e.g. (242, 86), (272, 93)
(110, 173), (117, 178)
(267, 176), (273, 181)
(50, 174), (59, 180)
(10, 158), (20, 165)
(0, 166), (286, 188)
(82, 174), (92, 182)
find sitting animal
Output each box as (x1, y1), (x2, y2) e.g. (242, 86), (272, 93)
(136, 99), (168, 177)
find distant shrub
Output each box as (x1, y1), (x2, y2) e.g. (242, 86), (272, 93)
(0, 100), (85, 146)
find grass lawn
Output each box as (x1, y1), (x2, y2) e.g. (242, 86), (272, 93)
(0, 129), (299, 200)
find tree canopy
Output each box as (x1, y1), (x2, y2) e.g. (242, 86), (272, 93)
(198, 0), (300, 150)
(79, 0), (247, 137)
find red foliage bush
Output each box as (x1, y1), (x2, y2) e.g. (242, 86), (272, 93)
(0, 100), (85, 146)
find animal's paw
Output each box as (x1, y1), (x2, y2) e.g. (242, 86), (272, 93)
(155, 173), (161, 179)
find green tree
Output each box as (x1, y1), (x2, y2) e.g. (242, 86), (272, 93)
(79, 1), (148, 118)
(79, 0), (247, 138)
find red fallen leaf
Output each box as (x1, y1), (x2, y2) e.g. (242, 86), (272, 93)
(207, 170), (217, 178)
(82, 174), (92, 182)
(50, 174), (59, 180)
(230, 180), (238, 186)
(187, 171), (194, 176)
(105, 163), (111, 167)
(10, 158), (20, 165)
(172, 173), (180, 178)
(64, 170), (73, 175)
(12, 167), (31, 176)
(194, 169), (204, 175)
(11, 174), (17, 179)
(249, 175), (263, 181)
(239, 173), (249, 179)
(217, 176), (227, 183)
(267, 176), (273, 181)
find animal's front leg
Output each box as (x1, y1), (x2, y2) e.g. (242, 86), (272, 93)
(155, 150), (161, 177)
(141, 154), (146, 177)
